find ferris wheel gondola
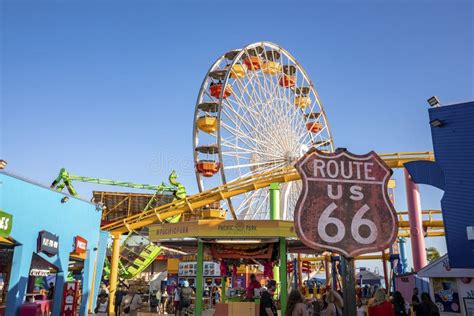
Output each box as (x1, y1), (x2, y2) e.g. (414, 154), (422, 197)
(193, 42), (334, 220)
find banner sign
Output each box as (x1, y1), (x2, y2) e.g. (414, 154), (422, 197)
(0, 209), (13, 238)
(30, 268), (50, 277)
(433, 277), (461, 313)
(179, 262), (197, 276)
(294, 149), (398, 257)
(74, 236), (87, 254)
(38, 231), (59, 257)
(149, 219), (295, 240)
(61, 281), (79, 316)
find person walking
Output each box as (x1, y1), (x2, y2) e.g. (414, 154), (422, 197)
(173, 284), (181, 316)
(286, 289), (309, 316)
(320, 290), (342, 316)
(155, 288), (162, 313)
(412, 287), (421, 313)
(115, 286), (124, 316)
(246, 274), (262, 299)
(416, 293), (440, 316)
(260, 280), (278, 316)
(392, 291), (408, 316)
(121, 287), (142, 316)
(177, 281), (193, 316)
(213, 286), (221, 305)
(161, 284), (169, 314)
(47, 282), (55, 300)
(367, 288), (394, 316)
(95, 294), (109, 316)
(356, 298), (366, 316)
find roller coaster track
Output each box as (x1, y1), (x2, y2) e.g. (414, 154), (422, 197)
(101, 152), (435, 234)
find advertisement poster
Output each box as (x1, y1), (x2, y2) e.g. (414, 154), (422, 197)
(433, 278), (461, 313)
(463, 298), (474, 316)
(178, 261), (219, 276)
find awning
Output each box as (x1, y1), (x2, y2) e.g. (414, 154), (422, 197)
(417, 254), (474, 278)
(30, 253), (59, 276)
(0, 236), (15, 246)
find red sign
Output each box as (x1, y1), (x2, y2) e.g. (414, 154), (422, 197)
(61, 281), (79, 316)
(294, 149), (398, 257)
(74, 236), (87, 254)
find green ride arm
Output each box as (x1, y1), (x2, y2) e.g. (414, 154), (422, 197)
(50, 168), (79, 197)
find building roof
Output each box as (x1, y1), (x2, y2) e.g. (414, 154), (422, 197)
(356, 269), (384, 281)
(417, 254), (474, 278)
(0, 170), (95, 205)
(94, 191), (174, 222)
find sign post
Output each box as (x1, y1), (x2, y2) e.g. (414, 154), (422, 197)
(294, 149), (398, 315)
(340, 256), (356, 315)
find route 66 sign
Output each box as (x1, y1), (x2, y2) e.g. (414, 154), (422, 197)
(294, 149), (398, 257)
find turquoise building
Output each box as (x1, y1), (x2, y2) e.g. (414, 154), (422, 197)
(0, 170), (108, 315)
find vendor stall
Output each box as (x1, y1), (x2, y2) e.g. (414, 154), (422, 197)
(418, 254), (474, 316)
(149, 218), (321, 316)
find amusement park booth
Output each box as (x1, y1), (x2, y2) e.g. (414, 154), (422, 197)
(393, 273), (430, 307)
(0, 170), (107, 316)
(149, 218), (322, 316)
(417, 255), (474, 316)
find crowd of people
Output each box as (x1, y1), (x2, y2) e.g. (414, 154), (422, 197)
(94, 280), (441, 316)
(95, 280), (203, 315)
(282, 285), (440, 316)
(95, 285), (143, 316)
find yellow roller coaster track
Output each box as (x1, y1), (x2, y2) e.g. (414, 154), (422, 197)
(101, 151), (435, 234)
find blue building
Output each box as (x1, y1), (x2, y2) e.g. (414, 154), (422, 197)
(405, 100), (474, 269)
(0, 170), (108, 315)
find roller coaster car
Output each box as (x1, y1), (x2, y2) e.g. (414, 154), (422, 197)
(306, 122), (323, 133)
(243, 56), (262, 71)
(228, 63), (247, 79)
(197, 116), (217, 134)
(261, 61), (282, 76)
(196, 160), (221, 177)
(279, 74), (296, 88)
(295, 96), (311, 108)
(210, 83), (232, 99)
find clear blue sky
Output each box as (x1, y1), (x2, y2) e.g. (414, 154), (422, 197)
(1, 0), (473, 271)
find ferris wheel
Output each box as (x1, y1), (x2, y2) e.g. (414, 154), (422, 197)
(193, 41), (334, 221)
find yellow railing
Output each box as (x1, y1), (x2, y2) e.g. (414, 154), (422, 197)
(101, 151), (435, 233)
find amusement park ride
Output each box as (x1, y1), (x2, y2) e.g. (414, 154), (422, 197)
(51, 169), (186, 280)
(51, 42), (444, 314)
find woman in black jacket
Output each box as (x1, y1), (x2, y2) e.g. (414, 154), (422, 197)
(416, 293), (440, 316)
(392, 291), (408, 316)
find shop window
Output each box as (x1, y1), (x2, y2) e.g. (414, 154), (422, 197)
(0, 246), (14, 307)
(27, 253), (59, 302)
